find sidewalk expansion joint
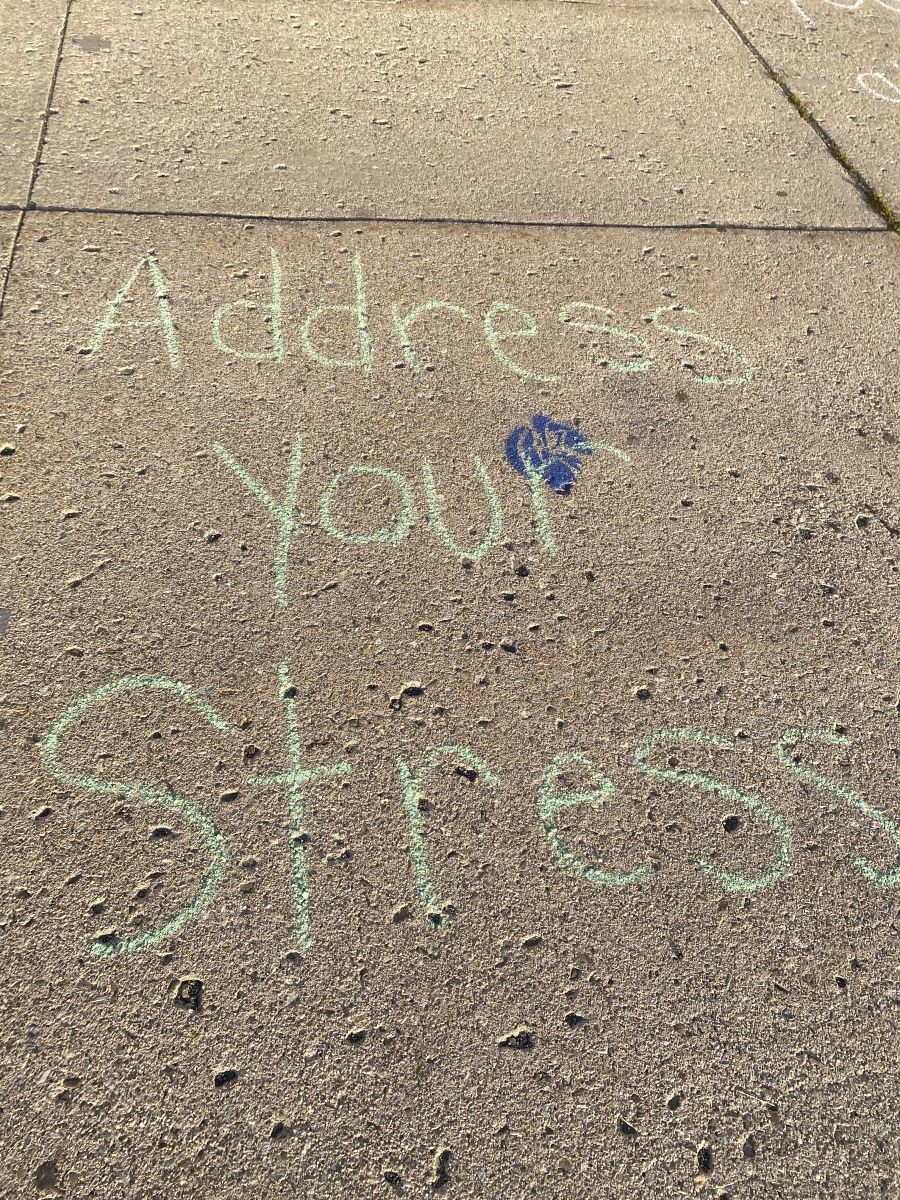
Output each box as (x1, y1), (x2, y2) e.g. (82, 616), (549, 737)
(0, 0), (73, 320)
(707, 0), (900, 235)
(16, 201), (895, 236)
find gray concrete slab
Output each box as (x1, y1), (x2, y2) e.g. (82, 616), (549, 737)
(716, 0), (900, 212)
(33, 0), (878, 226)
(0, 209), (21, 293)
(1, 212), (899, 1197)
(0, 0), (66, 207)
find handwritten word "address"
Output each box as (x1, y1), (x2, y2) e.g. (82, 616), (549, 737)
(41, 669), (900, 959)
(81, 251), (753, 388)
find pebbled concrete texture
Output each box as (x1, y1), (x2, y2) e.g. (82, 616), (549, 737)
(0, 210), (21, 291)
(33, 0), (877, 226)
(714, 0), (900, 214)
(0, 0), (66, 207)
(2, 0), (900, 1195)
(1, 213), (900, 1197)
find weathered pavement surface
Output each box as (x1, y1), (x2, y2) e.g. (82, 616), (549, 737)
(1, 3), (899, 1198)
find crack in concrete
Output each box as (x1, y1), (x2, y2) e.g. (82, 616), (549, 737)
(0, 0), (894, 321)
(0, 0), (73, 321)
(6, 201), (895, 236)
(706, 0), (900, 234)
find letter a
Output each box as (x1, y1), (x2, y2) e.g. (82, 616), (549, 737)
(85, 253), (182, 368)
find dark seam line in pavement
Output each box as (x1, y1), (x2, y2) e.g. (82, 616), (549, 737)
(707, 0), (899, 233)
(0, 210), (26, 322)
(0, 0), (73, 320)
(24, 202), (891, 235)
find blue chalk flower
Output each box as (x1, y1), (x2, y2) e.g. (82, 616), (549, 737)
(504, 413), (593, 494)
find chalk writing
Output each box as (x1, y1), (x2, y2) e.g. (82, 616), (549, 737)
(858, 62), (900, 103)
(212, 428), (630, 600)
(789, 0), (900, 22)
(319, 465), (417, 546)
(646, 306), (753, 389)
(784, 0), (900, 109)
(634, 729), (792, 892)
(538, 751), (651, 887)
(249, 664), (351, 948)
(397, 746), (500, 926)
(40, 675), (234, 955)
(482, 301), (561, 382)
(421, 455), (503, 563)
(523, 464), (561, 556)
(774, 728), (900, 886)
(212, 436), (302, 607)
(37, 681), (900, 956)
(299, 251), (373, 371)
(391, 300), (472, 372)
(84, 251), (753, 388)
(83, 253), (181, 369)
(560, 303), (654, 374)
(212, 248), (285, 362)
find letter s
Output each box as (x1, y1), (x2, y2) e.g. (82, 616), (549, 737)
(41, 675), (235, 956)
(774, 728), (900, 886)
(634, 729), (791, 892)
(645, 304), (753, 388)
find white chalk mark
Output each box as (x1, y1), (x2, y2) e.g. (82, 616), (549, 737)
(787, 0), (814, 24)
(858, 66), (900, 103)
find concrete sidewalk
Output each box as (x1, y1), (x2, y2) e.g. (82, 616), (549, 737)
(1, 3), (898, 1199)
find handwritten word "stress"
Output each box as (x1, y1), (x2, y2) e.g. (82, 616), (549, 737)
(82, 251), (753, 387)
(42, 668), (900, 959)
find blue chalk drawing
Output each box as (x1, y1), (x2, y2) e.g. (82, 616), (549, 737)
(504, 414), (594, 494)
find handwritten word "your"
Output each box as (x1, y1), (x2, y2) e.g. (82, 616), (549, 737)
(42, 669), (900, 959)
(211, 422), (630, 605)
(82, 251), (753, 387)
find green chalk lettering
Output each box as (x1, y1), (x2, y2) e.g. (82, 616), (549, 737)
(398, 746), (500, 925)
(774, 728), (900, 886)
(211, 435), (303, 606)
(646, 304), (752, 388)
(524, 465), (557, 556)
(587, 440), (632, 465)
(85, 253), (181, 368)
(249, 663), (351, 949)
(299, 251), (373, 371)
(539, 751), (651, 887)
(391, 300), (473, 372)
(787, 0), (813, 21)
(319, 465), (416, 546)
(483, 301), (560, 383)
(559, 303), (654, 374)
(211, 248), (285, 362)
(634, 728), (791, 892)
(41, 675), (234, 956)
(421, 455), (503, 563)
(522, 439), (630, 557)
